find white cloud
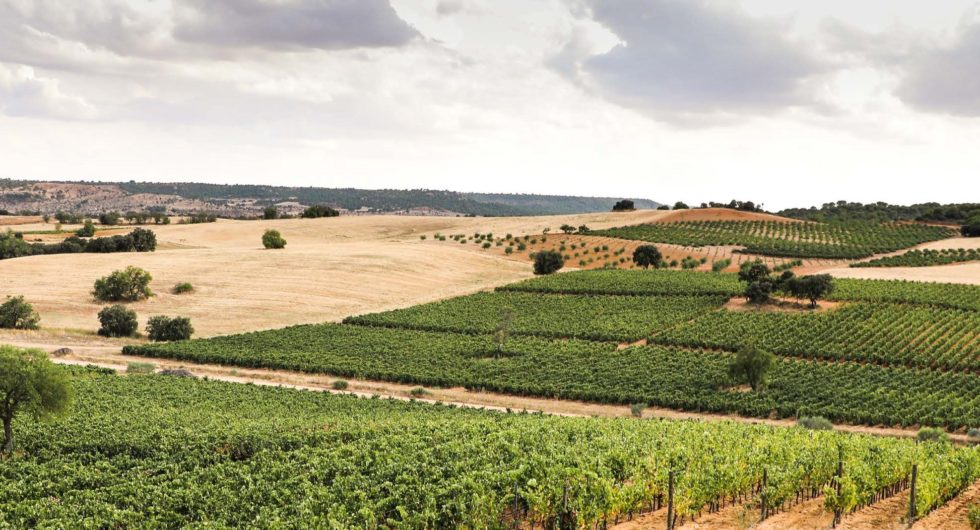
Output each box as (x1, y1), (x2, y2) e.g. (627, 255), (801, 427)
(0, 63), (96, 119)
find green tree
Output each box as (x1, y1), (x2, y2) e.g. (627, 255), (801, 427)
(97, 305), (139, 337)
(98, 211), (121, 226)
(963, 215), (980, 237)
(612, 200), (635, 212)
(0, 346), (71, 453)
(75, 219), (96, 237)
(262, 229), (287, 249)
(92, 266), (153, 302)
(533, 250), (564, 275)
(673, 201), (689, 210)
(0, 296), (40, 330)
(632, 245), (663, 269)
(301, 205), (340, 219)
(559, 224), (576, 234)
(129, 228), (157, 252)
(728, 345), (774, 391)
(263, 206), (279, 220)
(786, 274), (835, 308)
(146, 316), (194, 342)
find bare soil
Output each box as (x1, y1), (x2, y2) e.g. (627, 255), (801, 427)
(912, 480), (980, 530)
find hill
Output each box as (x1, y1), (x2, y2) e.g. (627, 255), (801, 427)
(0, 179), (659, 217)
(779, 200), (980, 223)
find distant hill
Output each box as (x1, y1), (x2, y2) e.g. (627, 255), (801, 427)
(779, 201), (980, 223)
(0, 179), (660, 217)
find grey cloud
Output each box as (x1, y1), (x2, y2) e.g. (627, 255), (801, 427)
(557, 0), (826, 123)
(894, 22), (980, 116)
(173, 0), (419, 50)
(0, 63), (96, 119)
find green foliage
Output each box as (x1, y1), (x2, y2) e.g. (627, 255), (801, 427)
(172, 282), (194, 295)
(261, 229), (287, 249)
(611, 199), (635, 212)
(969, 504), (980, 530)
(1, 228), (155, 261)
(629, 403), (646, 418)
(853, 248), (980, 267)
(728, 346), (774, 391)
(0, 346), (70, 453)
(128, 227), (157, 252)
(409, 387), (430, 398)
(779, 200), (980, 223)
(593, 220), (955, 259)
(711, 259), (731, 272)
(75, 219), (96, 237)
(0, 296), (39, 330)
(98, 211), (121, 225)
(97, 305), (138, 338)
(673, 201), (689, 210)
(146, 316), (194, 342)
(784, 274), (835, 308)
(532, 250), (563, 275)
(964, 215), (980, 237)
(797, 416), (833, 430)
(301, 204), (340, 219)
(93, 266), (153, 302)
(917, 427), (951, 444)
(126, 362), (156, 374)
(345, 291), (725, 342)
(500, 269), (743, 296)
(331, 380), (349, 390)
(829, 278), (980, 311)
(262, 206), (278, 220)
(632, 245), (662, 269)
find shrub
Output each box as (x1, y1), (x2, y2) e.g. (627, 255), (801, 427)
(533, 250), (564, 275)
(482, 242), (491, 249)
(146, 316), (194, 342)
(301, 205), (340, 219)
(409, 387), (431, 398)
(629, 403), (646, 418)
(332, 380), (349, 390)
(129, 227), (157, 252)
(712, 259), (732, 272)
(969, 504), (980, 530)
(0, 296), (40, 330)
(798, 416), (834, 430)
(262, 229), (287, 249)
(173, 282), (194, 295)
(419, 235), (426, 240)
(93, 266), (153, 302)
(126, 361), (155, 374)
(75, 219), (96, 237)
(504, 247), (513, 255)
(263, 206), (279, 220)
(99, 211), (122, 225)
(916, 427), (950, 444)
(97, 305), (138, 337)
(969, 427), (980, 442)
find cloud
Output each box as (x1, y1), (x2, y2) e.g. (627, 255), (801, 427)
(893, 18), (980, 116)
(554, 0), (827, 123)
(0, 62), (96, 119)
(172, 0), (419, 51)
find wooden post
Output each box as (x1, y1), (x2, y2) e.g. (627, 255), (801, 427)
(667, 470), (675, 530)
(832, 447), (843, 528)
(761, 468), (769, 520)
(908, 464), (918, 524)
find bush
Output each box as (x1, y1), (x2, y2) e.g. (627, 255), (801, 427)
(172, 282), (194, 295)
(967, 427), (980, 442)
(262, 229), (287, 249)
(629, 403), (646, 418)
(0, 296), (40, 329)
(970, 504), (980, 530)
(97, 305), (138, 337)
(409, 387), (431, 398)
(533, 250), (564, 275)
(916, 427), (950, 444)
(76, 219), (96, 237)
(126, 361), (156, 374)
(797, 416), (834, 430)
(301, 205), (340, 219)
(146, 316), (194, 342)
(129, 228), (157, 252)
(263, 206), (279, 220)
(332, 380), (349, 390)
(93, 266), (153, 302)
(711, 259), (731, 272)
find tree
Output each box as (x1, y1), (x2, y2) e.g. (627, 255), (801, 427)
(728, 345), (774, 391)
(98, 211), (121, 226)
(301, 205), (340, 219)
(93, 266), (153, 302)
(673, 201), (689, 210)
(577, 224), (590, 234)
(0, 346), (71, 453)
(263, 206), (279, 220)
(146, 316), (194, 341)
(786, 274), (835, 308)
(75, 220), (96, 237)
(262, 229), (287, 249)
(0, 296), (40, 330)
(97, 305), (138, 337)
(738, 260), (771, 283)
(632, 245), (663, 269)
(129, 228), (157, 252)
(963, 215), (980, 237)
(745, 279), (774, 304)
(491, 310), (513, 357)
(533, 250), (564, 275)
(559, 224), (576, 234)
(612, 200), (635, 212)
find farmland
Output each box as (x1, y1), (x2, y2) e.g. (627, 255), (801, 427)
(852, 248), (980, 268)
(3, 368), (977, 529)
(591, 220), (955, 259)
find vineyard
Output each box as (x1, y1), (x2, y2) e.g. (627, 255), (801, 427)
(344, 292), (727, 342)
(852, 248), (980, 268)
(2, 368), (977, 529)
(654, 302), (980, 372)
(591, 220), (955, 259)
(498, 269), (743, 296)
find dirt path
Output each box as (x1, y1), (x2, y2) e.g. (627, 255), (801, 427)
(754, 497), (831, 530)
(912, 480), (980, 530)
(837, 490), (910, 530)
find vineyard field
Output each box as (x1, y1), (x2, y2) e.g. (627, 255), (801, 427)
(852, 248), (980, 268)
(654, 302), (980, 372)
(3, 369), (977, 529)
(344, 291), (727, 342)
(126, 324), (980, 429)
(829, 278), (980, 311)
(498, 269), (743, 296)
(592, 220), (955, 259)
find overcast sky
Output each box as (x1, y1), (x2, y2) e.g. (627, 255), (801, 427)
(1, 0), (979, 210)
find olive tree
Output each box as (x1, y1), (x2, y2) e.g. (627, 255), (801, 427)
(786, 274), (835, 308)
(92, 266), (153, 302)
(0, 346), (71, 453)
(728, 345), (774, 391)
(146, 316), (194, 342)
(533, 250), (564, 275)
(632, 245), (663, 269)
(97, 305), (139, 337)
(0, 296), (40, 330)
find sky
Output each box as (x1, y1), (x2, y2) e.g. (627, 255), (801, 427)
(1, 1), (979, 210)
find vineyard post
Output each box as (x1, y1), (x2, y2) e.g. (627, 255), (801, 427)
(832, 445), (843, 528)
(760, 468), (768, 520)
(667, 470), (675, 530)
(908, 464), (918, 524)
(512, 481), (519, 530)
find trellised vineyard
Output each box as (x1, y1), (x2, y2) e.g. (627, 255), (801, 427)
(3, 369), (977, 528)
(498, 269), (744, 296)
(344, 292), (727, 342)
(591, 220), (955, 259)
(852, 248), (980, 268)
